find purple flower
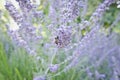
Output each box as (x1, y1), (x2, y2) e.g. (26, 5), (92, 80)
(90, 0), (115, 24)
(4, 0), (120, 79)
(5, 1), (24, 25)
(59, 0), (82, 25)
(33, 76), (46, 80)
(54, 26), (72, 48)
(16, 0), (33, 11)
(49, 64), (59, 72)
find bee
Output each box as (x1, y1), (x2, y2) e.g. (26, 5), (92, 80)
(55, 36), (59, 45)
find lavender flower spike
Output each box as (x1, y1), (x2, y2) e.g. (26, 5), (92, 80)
(90, 0), (115, 24)
(49, 64), (59, 72)
(5, 1), (23, 25)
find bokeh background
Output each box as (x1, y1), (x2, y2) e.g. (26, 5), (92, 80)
(0, 0), (120, 80)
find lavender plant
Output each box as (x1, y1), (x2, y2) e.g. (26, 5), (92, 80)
(1, 0), (120, 80)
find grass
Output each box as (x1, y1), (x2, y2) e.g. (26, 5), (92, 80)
(0, 41), (36, 80)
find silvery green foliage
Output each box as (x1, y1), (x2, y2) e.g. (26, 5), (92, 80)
(4, 0), (120, 80)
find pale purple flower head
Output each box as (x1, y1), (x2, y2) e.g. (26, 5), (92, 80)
(49, 64), (59, 72)
(5, 1), (23, 25)
(54, 26), (72, 48)
(16, 0), (33, 11)
(33, 76), (46, 80)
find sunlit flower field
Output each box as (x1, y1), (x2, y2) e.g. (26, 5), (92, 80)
(0, 0), (120, 80)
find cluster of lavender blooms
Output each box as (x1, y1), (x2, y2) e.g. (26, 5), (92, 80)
(5, 0), (43, 55)
(4, 0), (120, 80)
